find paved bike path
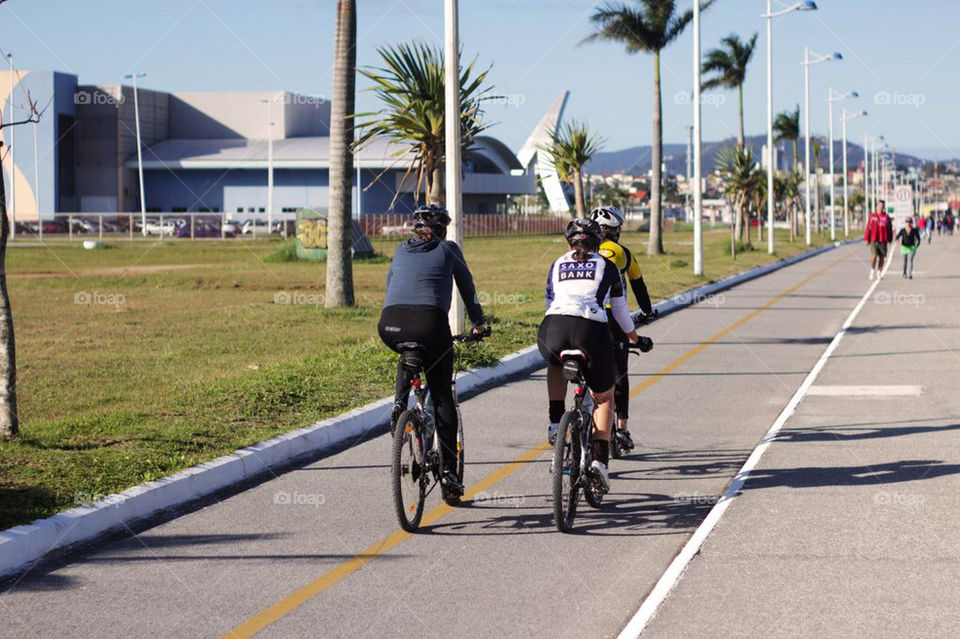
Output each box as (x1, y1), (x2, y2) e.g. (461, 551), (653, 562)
(643, 235), (960, 638)
(1, 242), (880, 638)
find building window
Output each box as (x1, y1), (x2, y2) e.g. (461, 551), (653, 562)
(258, 207), (265, 213)
(172, 207), (187, 213)
(236, 207), (244, 213)
(247, 207), (255, 213)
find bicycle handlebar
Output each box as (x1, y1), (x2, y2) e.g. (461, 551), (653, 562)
(453, 325), (492, 343)
(628, 336), (654, 354)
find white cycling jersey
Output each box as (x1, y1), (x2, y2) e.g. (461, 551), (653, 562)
(544, 250), (634, 334)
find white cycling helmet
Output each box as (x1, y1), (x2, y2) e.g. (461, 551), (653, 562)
(590, 205), (624, 228)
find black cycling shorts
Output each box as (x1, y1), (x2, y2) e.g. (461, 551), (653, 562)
(537, 314), (615, 393)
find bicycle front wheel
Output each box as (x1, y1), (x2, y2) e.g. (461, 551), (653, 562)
(392, 411), (427, 532)
(552, 411), (582, 533)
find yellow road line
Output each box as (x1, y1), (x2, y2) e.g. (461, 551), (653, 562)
(630, 252), (848, 397)
(224, 249), (849, 638)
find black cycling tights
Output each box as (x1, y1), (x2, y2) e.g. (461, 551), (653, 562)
(606, 311), (630, 420)
(378, 305), (458, 472)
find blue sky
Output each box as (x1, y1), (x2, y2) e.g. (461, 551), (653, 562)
(3, 0), (958, 159)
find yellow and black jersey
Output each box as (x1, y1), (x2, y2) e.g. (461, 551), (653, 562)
(598, 239), (642, 282)
(598, 239), (652, 315)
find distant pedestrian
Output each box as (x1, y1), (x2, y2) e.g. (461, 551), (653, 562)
(925, 214), (934, 243)
(896, 217), (921, 279)
(864, 200), (891, 280)
(946, 211), (955, 235)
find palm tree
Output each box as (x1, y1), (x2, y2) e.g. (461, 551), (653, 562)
(325, 0), (356, 308)
(701, 32), (758, 149)
(716, 145), (758, 251)
(354, 42), (491, 205)
(541, 121), (605, 217)
(779, 169), (803, 241)
(773, 105), (800, 169)
(584, 0), (712, 255)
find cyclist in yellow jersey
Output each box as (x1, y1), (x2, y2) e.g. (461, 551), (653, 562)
(591, 205), (654, 451)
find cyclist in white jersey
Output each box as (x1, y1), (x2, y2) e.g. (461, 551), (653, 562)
(537, 218), (639, 489)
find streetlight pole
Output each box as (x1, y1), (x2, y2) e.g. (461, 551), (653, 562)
(7, 53), (15, 239)
(827, 88), (856, 240)
(764, 1), (818, 254)
(841, 108), (866, 236)
(260, 96), (275, 236)
(863, 133), (870, 214)
(444, 0), (464, 332)
(692, 0), (703, 275)
(124, 72), (147, 236)
(800, 44), (835, 245)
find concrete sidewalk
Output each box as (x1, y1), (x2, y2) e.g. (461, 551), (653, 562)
(644, 236), (960, 637)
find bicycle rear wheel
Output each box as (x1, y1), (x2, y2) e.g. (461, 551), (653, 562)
(552, 411), (581, 533)
(392, 411), (427, 532)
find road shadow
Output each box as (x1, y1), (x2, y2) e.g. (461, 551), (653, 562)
(741, 459), (960, 490)
(777, 421), (960, 443)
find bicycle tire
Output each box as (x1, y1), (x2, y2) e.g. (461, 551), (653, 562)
(392, 410), (426, 532)
(443, 403), (465, 506)
(552, 410), (581, 533)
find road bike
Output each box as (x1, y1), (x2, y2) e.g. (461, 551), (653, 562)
(391, 327), (491, 532)
(552, 338), (652, 533)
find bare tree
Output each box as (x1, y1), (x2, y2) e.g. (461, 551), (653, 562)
(0, 69), (44, 438)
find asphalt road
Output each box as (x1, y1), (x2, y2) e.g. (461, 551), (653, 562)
(3, 237), (955, 638)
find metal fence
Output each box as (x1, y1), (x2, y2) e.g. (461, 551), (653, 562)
(360, 213), (570, 238)
(14, 212), (571, 242)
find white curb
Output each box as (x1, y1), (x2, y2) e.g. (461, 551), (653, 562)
(0, 239), (855, 579)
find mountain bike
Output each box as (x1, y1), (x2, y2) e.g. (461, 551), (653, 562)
(391, 327), (491, 532)
(552, 338), (652, 533)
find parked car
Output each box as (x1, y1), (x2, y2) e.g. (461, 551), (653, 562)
(240, 218), (273, 235)
(143, 218), (176, 235)
(381, 220), (415, 235)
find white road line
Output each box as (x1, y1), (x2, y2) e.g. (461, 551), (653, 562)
(808, 385), (923, 397)
(617, 256), (891, 639)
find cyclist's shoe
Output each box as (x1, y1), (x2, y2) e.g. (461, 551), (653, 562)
(547, 422), (559, 445)
(616, 428), (635, 452)
(440, 471), (464, 501)
(589, 460), (610, 493)
(389, 402), (405, 436)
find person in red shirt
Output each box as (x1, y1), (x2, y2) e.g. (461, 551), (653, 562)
(863, 199), (891, 280)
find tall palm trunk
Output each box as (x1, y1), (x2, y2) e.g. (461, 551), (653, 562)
(648, 51), (664, 255)
(736, 84), (744, 149)
(429, 165), (442, 204)
(325, 0), (357, 308)
(0, 171), (18, 438)
(573, 169), (585, 217)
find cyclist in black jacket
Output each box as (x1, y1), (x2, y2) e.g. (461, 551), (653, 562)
(378, 204), (486, 500)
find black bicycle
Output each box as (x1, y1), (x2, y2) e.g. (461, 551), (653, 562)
(611, 311), (657, 460)
(552, 338), (652, 533)
(391, 327), (491, 532)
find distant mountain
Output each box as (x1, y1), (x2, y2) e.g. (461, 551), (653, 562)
(585, 135), (926, 176)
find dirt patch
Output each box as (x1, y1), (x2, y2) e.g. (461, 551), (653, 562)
(10, 263), (220, 279)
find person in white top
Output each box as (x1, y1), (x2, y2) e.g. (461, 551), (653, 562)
(537, 218), (639, 489)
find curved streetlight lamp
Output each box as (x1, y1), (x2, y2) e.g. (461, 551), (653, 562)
(841, 108), (867, 234)
(827, 88), (857, 239)
(800, 48), (839, 244)
(762, 1), (818, 253)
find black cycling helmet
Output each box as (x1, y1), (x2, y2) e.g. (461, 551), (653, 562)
(413, 203), (452, 233)
(564, 217), (602, 244)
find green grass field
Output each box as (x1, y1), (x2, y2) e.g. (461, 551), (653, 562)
(0, 228), (830, 529)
